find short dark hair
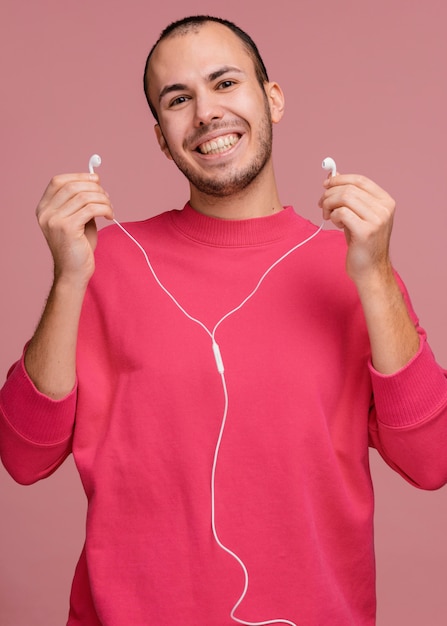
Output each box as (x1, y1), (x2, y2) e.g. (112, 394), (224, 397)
(143, 15), (270, 122)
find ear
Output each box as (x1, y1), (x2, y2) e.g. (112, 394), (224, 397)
(154, 124), (173, 160)
(264, 82), (285, 124)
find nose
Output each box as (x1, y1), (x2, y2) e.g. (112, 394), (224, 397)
(193, 91), (224, 127)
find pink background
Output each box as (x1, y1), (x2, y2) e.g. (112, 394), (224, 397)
(1, 0), (446, 623)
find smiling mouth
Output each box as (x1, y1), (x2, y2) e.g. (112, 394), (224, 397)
(197, 133), (240, 155)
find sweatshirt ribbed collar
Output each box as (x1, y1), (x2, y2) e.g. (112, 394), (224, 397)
(170, 203), (306, 247)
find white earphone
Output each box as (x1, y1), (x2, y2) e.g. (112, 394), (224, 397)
(89, 154), (102, 174)
(322, 157), (337, 177)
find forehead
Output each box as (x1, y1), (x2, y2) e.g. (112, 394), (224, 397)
(147, 22), (256, 96)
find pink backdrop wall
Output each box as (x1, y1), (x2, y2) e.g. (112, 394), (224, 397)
(1, 0), (446, 624)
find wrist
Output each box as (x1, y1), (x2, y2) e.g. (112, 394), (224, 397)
(53, 266), (93, 294)
(350, 261), (395, 297)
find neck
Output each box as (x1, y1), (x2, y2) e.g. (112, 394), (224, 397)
(188, 163), (283, 220)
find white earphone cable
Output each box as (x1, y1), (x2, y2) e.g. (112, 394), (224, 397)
(111, 216), (323, 626)
(89, 154), (331, 626)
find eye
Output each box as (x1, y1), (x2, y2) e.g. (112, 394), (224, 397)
(217, 80), (236, 90)
(169, 95), (190, 107)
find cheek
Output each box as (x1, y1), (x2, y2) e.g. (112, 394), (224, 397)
(236, 91), (271, 127)
(158, 123), (183, 155)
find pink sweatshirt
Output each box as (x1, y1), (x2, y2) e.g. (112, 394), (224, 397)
(2, 204), (447, 625)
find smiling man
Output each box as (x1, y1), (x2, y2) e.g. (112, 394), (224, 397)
(146, 21), (282, 212)
(1, 15), (447, 626)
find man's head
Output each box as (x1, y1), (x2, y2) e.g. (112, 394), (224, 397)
(143, 16), (270, 123)
(143, 16), (284, 203)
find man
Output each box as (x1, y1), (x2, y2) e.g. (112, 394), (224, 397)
(1, 15), (447, 626)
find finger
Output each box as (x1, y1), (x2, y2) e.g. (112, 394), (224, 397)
(43, 200), (114, 234)
(41, 172), (100, 201)
(323, 196), (394, 242)
(68, 201), (114, 228)
(38, 191), (114, 235)
(54, 191), (112, 218)
(322, 200), (392, 227)
(320, 184), (394, 222)
(38, 180), (110, 217)
(328, 205), (366, 231)
(319, 188), (377, 222)
(324, 174), (392, 203)
(320, 188), (373, 214)
(324, 170), (340, 183)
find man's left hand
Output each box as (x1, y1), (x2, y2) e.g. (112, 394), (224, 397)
(319, 173), (396, 286)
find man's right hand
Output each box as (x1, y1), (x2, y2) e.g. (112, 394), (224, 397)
(36, 172), (114, 286)
(24, 172), (114, 399)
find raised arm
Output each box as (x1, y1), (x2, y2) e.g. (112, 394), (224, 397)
(319, 172), (420, 374)
(25, 172), (114, 398)
(0, 171), (114, 483)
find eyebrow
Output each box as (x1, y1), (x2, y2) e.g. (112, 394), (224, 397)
(158, 66), (245, 103)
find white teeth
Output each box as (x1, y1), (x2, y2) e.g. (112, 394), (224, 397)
(198, 134), (240, 155)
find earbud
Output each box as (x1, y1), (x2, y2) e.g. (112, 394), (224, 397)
(322, 157), (337, 177)
(89, 154), (102, 174)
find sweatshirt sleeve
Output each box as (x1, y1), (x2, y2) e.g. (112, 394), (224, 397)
(0, 349), (77, 485)
(368, 280), (447, 490)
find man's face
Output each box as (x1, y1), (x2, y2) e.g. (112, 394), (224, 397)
(146, 22), (282, 198)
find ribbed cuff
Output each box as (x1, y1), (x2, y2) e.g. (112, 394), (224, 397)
(1, 353), (77, 444)
(369, 340), (447, 428)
